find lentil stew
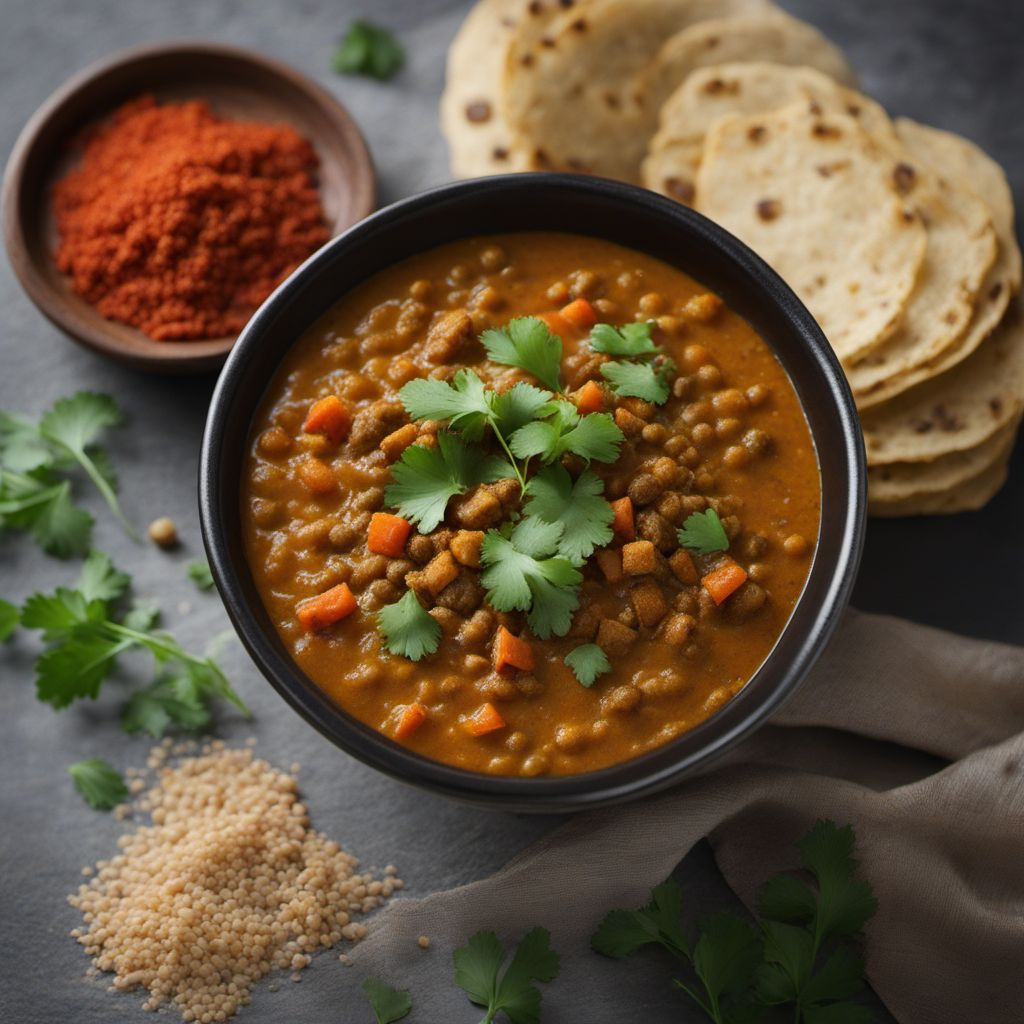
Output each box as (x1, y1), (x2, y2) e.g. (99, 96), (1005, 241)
(242, 232), (821, 776)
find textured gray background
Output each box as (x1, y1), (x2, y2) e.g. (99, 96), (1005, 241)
(0, 1), (1020, 1022)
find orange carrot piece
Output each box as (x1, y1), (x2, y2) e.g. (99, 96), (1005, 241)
(560, 297), (598, 331)
(464, 702), (507, 737)
(297, 583), (357, 632)
(302, 395), (352, 444)
(367, 512), (413, 557)
(702, 560), (749, 606)
(574, 379), (605, 415)
(538, 310), (573, 338)
(611, 496), (635, 543)
(394, 702), (428, 740)
(493, 625), (535, 672)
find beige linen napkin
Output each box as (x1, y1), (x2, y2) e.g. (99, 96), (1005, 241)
(352, 610), (1024, 1023)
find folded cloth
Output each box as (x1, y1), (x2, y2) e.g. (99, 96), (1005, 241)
(352, 610), (1024, 1023)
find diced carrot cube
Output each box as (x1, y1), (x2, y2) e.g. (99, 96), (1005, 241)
(297, 583), (357, 632)
(574, 379), (605, 415)
(560, 298), (598, 330)
(302, 395), (352, 444)
(464, 702), (507, 737)
(394, 702), (428, 740)
(702, 559), (748, 606)
(611, 496), (635, 543)
(493, 625), (534, 672)
(367, 512), (413, 557)
(537, 310), (573, 338)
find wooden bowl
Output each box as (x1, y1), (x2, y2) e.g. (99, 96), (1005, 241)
(1, 40), (376, 374)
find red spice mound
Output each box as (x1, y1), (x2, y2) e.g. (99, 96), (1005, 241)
(53, 95), (330, 341)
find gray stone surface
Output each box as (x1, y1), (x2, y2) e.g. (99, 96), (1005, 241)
(0, 0), (1019, 1021)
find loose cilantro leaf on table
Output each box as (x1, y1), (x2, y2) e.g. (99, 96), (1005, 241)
(0, 471), (93, 558)
(590, 321), (660, 357)
(0, 598), (19, 642)
(361, 977), (412, 1024)
(454, 927), (560, 1024)
(68, 758), (128, 810)
(509, 401), (623, 465)
(525, 465), (612, 565)
(600, 359), (674, 405)
(677, 508), (730, 555)
(679, 913), (763, 1024)
(480, 518), (581, 639)
(333, 20), (404, 80)
(564, 643), (610, 687)
(592, 879), (689, 959)
(482, 317), (564, 392)
(187, 560), (215, 591)
(378, 590), (442, 661)
(385, 431), (509, 532)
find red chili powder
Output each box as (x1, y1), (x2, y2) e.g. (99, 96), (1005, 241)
(53, 95), (330, 341)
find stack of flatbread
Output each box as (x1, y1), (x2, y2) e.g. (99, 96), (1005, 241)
(440, 0), (1023, 516)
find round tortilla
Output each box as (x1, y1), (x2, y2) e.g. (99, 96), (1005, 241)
(854, 119), (1022, 409)
(861, 298), (1024, 465)
(501, 0), (776, 183)
(695, 101), (927, 362)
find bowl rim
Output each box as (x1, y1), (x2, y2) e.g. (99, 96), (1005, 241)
(1, 38), (376, 374)
(200, 173), (866, 811)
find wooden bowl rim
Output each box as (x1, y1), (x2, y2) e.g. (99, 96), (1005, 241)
(1, 38), (376, 374)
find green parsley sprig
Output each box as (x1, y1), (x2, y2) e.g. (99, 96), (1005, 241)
(592, 820), (877, 1024)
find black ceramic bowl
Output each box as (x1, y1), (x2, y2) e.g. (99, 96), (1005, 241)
(200, 174), (865, 812)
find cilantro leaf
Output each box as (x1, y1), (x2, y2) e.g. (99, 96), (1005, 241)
(564, 643), (610, 687)
(509, 401), (623, 465)
(78, 550), (130, 603)
(691, 912), (763, 1004)
(385, 431), (508, 532)
(0, 598), (19, 642)
(333, 19), (404, 80)
(798, 821), (878, 940)
(0, 411), (54, 472)
(677, 508), (730, 555)
(590, 321), (659, 357)
(480, 518), (581, 639)
(481, 317), (564, 392)
(187, 560), (215, 592)
(454, 927), (560, 1024)
(0, 471), (93, 558)
(600, 359), (673, 404)
(591, 879), (689, 960)
(525, 465), (612, 565)
(489, 382), (555, 436)
(377, 590), (442, 661)
(361, 978), (412, 1024)
(400, 369), (493, 441)
(68, 758), (128, 810)
(122, 674), (214, 737)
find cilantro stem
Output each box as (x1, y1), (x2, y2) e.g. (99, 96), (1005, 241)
(488, 420), (528, 498)
(65, 446), (138, 540)
(0, 472), (65, 514)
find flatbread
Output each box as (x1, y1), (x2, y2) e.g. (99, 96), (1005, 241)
(867, 417), (1019, 503)
(695, 102), (927, 362)
(643, 62), (891, 203)
(861, 299), (1024, 465)
(441, 0), (559, 177)
(854, 119), (1022, 409)
(501, 0), (776, 183)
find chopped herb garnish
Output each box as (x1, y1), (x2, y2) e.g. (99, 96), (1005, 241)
(677, 508), (730, 555)
(377, 590), (442, 661)
(600, 359), (674, 405)
(480, 518), (581, 639)
(361, 977), (412, 1024)
(489, 382), (557, 437)
(564, 643), (610, 687)
(332, 20), (404, 80)
(68, 758), (129, 811)
(0, 598), (18, 642)
(481, 317), (564, 392)
(509, 400), (623, 465)
(454, 927), (560, 1024)
(186, 560), (215, 591)
(385, 431), (509, 532)
(525, 465), (613, 565)
(590, 321), (659, 357)
(400, 369), (495, 441)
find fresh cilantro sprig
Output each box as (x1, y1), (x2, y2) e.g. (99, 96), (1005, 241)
(377, 590), (442, 661)
(591, 821), (877, 1024)
(18, 551), (248, 733)
(589, 321), (675, 405)
(0, 392), (135, 555)
(454, 927), (560, 1024)
(481, 317), (564, 392)
(590, 321), (660, 357)
(524, 465), (612, 566)
(677, 508), (730, 555)
(68, 757), (129, 811)
(564, 643), (610, 687)
(509, 400), (623, 466)
(333, 20), (404, 80)
(361, 978), (412, 1024)
(480, 518), (581, 639)
(600, 358), (675, 405)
